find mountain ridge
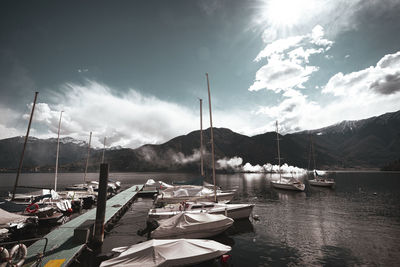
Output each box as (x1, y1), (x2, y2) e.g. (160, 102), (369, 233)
(0, 110), (399, 172)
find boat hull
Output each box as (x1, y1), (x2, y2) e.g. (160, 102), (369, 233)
(149, 204), (254, 220)
(151, 214), (233, 239)
(271, 181), (305, 191)
(155, 191), (235, 204)
(309, 179), (335, 188)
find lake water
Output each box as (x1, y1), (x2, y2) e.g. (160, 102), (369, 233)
(1, 171), (400, 266)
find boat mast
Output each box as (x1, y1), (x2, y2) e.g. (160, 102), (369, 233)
(206, 73), (217, 202)
(83, 131), (92, 183)
(12, 91), (39, 201)
(276, 121), (282, 182)
(311, 135), (316, 171)
(199, 98), (204, 177)
(54, 110), (64, 192)
(101, 137), (106, 163)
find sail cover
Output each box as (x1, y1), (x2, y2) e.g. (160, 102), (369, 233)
(151, 213), (233, 238)
(100, 239), (231, 267)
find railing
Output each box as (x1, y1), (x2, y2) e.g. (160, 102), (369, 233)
(0, 237), (48, 267)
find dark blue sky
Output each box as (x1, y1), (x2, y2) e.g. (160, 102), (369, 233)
(1, 0), (400, 147)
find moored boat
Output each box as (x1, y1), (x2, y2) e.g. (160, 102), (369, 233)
(271, 178), (306, 191)
(270, 121), (305, 192)
(99, 239), (231, 267)
(155, 185), (235, 204)
(151, 213), (233, 239)
(148, 201), (254, 220)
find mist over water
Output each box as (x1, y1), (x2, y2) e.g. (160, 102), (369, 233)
(1, 172), (399, 266)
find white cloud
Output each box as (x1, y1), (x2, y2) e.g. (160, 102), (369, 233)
(255, 51), (400, 132)
(249, 25), (331, 93)
(323, 51), (400, 96)
(25, 81), (201, 148)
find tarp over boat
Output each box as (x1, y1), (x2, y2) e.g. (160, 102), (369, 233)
(151, 213), (233, 239)
(100, 239), (231, 267)
(0, 208), (31, 227)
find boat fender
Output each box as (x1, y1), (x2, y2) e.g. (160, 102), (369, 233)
(0, 247), (9, 267)
(25, 203), (39, 213)
(9, 244), (27, 267)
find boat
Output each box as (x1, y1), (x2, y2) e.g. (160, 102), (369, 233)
(271, 177), (306, 191)
(270, 121), (305, 192)
(155, 185), (235, 204)
(151, 213), (233, 239)
(307, 135), (336, 188)
(66, 133), (121, 194)
(148, 201), (254, 220)
(0, 208), (37, 235)
(99, 239), (231, 267)
(309, 171), (335, 188)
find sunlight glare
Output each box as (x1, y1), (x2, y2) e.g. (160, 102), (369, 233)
(261, 0), (315, 27)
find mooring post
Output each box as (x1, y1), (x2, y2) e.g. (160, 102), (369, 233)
(94, 163), (108, 245)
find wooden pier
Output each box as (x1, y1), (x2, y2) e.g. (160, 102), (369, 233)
(23, 184), (144, 267)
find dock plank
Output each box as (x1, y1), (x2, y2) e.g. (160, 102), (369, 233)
(23, 184), (143, 267)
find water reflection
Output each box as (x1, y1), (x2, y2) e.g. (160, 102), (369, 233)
(215, 172), (400, 266)
(1, 172), (399, 266)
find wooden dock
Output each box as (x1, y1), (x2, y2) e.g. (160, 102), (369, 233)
(23, 184), (144, 267)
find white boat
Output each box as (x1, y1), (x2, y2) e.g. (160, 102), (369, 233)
(271, 178), (306, 191)
(0, 208), (37, 232)
(148, 201), (254, 220)
(151, 213), (233, 239)
(100, 238), (231, 267)
(270, 121), (305, 192)
(309, 171), (335, 188)
(155, 185), (235, 204)
(307, 135), (336, 188)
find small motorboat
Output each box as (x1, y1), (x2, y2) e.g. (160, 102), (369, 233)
(100, 239), (231, 267)
(309, 171), (335, 188)
(155, 185), (235, 204)
(148, 201), (254, 220)
(151, 213), (233, 239)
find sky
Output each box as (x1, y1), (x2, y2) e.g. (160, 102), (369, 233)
(1, 0), (400, 148)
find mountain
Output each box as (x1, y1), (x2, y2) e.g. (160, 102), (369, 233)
(0, 110), (399, 172)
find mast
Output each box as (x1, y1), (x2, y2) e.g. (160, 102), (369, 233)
(311, 135), (316, 170)
(199, 99), (204, 177)
(12, 91), (39, 200)
(206, 73), (217, 202)
(276, 121), (282, 182)
(83, 131), (92, 183)
(54, 110), (64, 192)
(101, 137), (106, 163)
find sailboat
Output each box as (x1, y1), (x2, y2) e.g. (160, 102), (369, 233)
(307, 135), (335, 188)
(270, 121), (305, 191)
(65, 134), (120, 194)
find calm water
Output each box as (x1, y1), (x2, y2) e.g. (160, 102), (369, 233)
(1, 172), (400, 266)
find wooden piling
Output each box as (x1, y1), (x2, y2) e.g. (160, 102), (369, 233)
(94, 163), (108, 245)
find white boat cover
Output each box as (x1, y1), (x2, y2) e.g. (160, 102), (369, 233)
(0, 208), (30, 227)
(145, 179), (173, 190)
(151, 213), (233, 238)
(100, 239), (231, 267)
(164, 186), (215, 197)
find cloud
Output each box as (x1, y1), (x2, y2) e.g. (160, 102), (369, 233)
(323, 51), (400, 96)
(256, 51), (400, 132)
(216, 156), (306, 173)
(217, 156), (243, 171)
(249, 25), (331, 92)
(25, 81), (201, 148)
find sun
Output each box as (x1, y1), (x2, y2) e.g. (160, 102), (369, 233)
(258, 0), (316, 28)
